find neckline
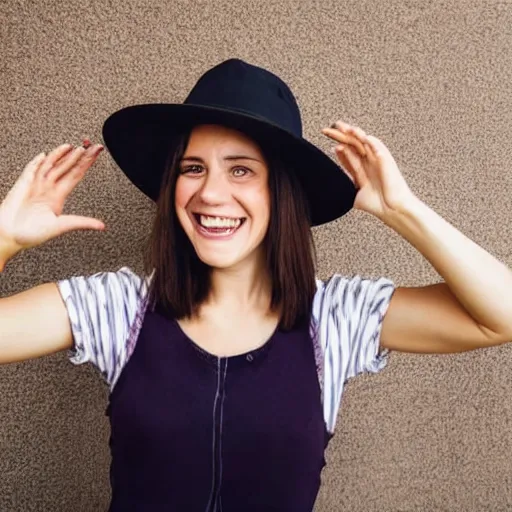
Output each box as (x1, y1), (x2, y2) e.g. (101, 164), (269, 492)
(173, 318), (280, 365)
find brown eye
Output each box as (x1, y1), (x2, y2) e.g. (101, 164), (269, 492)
(232, 167), (251, 177)
(181, 165), (203, 174)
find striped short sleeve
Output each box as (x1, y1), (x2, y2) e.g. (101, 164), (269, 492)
(312, 274), (396, 433)
(56, 266), (150, 389)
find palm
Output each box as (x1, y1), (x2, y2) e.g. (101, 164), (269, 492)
(9, 202), (63, 248)
(0, 142), (105, 252)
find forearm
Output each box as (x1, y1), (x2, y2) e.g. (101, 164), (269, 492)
(382, 196), (512, 339)
(0, 235), (21, 273)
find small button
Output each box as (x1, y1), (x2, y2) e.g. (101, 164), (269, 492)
(246, 354), (254, 362)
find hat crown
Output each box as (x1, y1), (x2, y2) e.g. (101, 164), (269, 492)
(184, 59), (303, 136)
(102, 58), (356, 226)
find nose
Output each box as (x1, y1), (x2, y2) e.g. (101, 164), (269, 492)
(197, 167), (230, 205)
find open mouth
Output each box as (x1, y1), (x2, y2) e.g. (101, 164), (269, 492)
(192, 213), (247, 237)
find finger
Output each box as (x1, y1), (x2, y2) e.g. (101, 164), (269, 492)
(333, 146), (356, 186)
(334, 145), (368, 189)
(38, 144), (74, 176)
(38, 146), (86, 183)
(36, 146), (85, 184)
(52, 146), (103, 198)
(365, 135), (388, 161)
(363, 142), (374, 159)
(4, 152), (47, 206)
(330, 120), (371, 156)
(333, 121), (368, 142)
(53, 215), (106, 237)
(51, 144), (103, 182)
(322, 127), (367, 157)
(20, 152), (47, 183)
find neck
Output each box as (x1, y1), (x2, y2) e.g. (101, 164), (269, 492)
(207, 257), (273, 314)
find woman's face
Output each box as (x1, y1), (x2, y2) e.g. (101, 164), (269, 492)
(175, 124), (271, 270)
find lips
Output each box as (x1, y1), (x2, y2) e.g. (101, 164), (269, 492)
(195, 213), (243, 228)
(191, 213), (246, 239)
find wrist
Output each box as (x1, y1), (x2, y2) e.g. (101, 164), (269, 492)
(377, 196), (437, 251)
(0, 235), (22, 272)
(378, 194), (427, 229)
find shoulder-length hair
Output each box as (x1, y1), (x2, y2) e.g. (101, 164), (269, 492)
(142, 125), (317, 331)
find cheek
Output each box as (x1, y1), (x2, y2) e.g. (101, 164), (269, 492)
(175, 177), (199, 213)
(252, 187), (271, 230)
(174, 178), (195, 228)
(174, 177), (189, 209)
(263, 196), (271, 226)
(262, 185), (271, 219)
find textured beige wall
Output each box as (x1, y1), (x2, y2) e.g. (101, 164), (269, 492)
(2, 0), (512, 510)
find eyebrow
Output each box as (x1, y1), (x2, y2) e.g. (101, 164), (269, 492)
(180, 155), (263, 163)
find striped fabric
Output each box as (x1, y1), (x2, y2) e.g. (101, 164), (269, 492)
(57, 267), (395, 433)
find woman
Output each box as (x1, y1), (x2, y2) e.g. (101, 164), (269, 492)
(1, 59), (511, 511)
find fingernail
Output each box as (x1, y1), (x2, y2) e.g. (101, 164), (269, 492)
(330, 122), (337, 128)
(82, 138), (92, 149)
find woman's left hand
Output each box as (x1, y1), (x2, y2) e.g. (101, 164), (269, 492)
(321, 120), (418, 220)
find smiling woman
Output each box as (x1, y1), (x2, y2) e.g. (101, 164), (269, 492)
(145, 122), (317, 331)
(175, 125), (271, 269)
(2, 57), (512, 512)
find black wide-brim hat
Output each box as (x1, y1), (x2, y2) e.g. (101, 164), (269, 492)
(102, 58), (356, 227)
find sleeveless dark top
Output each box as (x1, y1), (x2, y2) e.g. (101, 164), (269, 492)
(106, 308), (331, 512)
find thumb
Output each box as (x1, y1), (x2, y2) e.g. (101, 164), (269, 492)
(53, 215), (106, 236)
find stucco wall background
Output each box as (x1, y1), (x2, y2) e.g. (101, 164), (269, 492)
(1, 0), (512, 510)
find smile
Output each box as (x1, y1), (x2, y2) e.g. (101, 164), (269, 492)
(192, 213), (246, 239)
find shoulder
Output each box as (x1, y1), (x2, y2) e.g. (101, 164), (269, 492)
(55, 266), (153, 385)
(313, 273), (395, 312)
(313, 274), (396, 433)
(311, 273), (396, 351)
(57, 265), (152, 306)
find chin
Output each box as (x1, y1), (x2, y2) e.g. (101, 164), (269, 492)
(195, 251), (245, 270)
(192, 241), (262, 270)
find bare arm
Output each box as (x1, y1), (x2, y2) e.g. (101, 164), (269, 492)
(0, 141), (105, 363)
(0, 282), (72, 363)
(376, 197), (512, 353)
(322, 121), (512, 353)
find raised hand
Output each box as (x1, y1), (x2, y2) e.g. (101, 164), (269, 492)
(0, 141), (105, 255)
(321, 120), (418, 220)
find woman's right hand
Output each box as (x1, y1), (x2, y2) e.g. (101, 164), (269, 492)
(0, 142), (106, 256)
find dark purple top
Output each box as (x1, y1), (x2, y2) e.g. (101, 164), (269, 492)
(106, 307), (330, 512)
(57, 267), (396, 511)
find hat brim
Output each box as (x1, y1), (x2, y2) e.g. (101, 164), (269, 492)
(102, 103), (356, 226)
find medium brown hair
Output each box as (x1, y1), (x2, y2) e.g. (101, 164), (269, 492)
(142, 125), (317, 331)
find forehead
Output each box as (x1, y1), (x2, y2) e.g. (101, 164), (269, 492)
(186, 124), (263, 154)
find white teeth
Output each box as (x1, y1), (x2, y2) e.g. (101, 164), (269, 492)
(199, 215), (242, 228)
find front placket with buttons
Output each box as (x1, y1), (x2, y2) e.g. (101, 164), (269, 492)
(205, 357), (228, 512)
(107, 309), (330, 512)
